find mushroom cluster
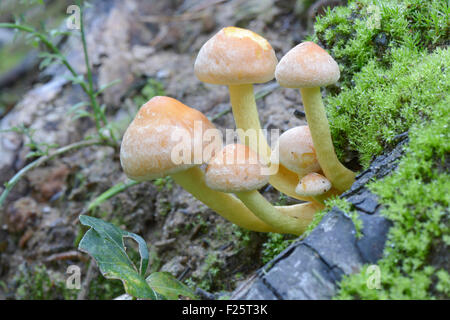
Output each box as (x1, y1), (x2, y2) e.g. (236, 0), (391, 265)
(120, 27), (355, 235)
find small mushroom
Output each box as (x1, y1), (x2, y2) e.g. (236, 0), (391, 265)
(275, 42), (355, 192)
(272, 125), (335, 203)
(205, 144), (318, 235)
(295, 172), (332, 197)
(272, 125), (320, 180)
(120, 96), (275, 232)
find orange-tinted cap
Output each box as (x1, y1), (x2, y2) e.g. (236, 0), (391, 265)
(205, 144), (269, 192)
(120, 96), (221, 181)
(194, 27), (278, 85)
(275, 41), (340, 88)
(295, 172), (331, 196)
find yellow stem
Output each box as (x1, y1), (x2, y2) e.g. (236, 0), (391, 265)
(228, 84), (318, 203)
(277, 202), (322, 232)
(300, 87), (356, 192)
(171, 167), (277, 232)
(236, 190), (318, 235)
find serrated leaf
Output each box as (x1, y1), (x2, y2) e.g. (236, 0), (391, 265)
(146, 272), (197, 300)
(78, 215), (155, 299)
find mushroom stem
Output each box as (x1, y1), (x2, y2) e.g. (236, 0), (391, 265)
(277, 202), (322, 231)
(228, 84), (318, 203)
(300, 87), (355, 192)
(170, 166), (277, 233)
(228, 84), (271, 159)
(235, 190), (316, 235)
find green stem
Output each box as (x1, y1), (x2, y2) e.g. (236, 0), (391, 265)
(87, 180), (140, 212)
(0, 140), (103, 208)
(171, 167), (277, 233)
(78, 3), (116, 143)
(0, 20), (116, 144)
(235, 190), (315, 235)
(300, 87), (355, 192)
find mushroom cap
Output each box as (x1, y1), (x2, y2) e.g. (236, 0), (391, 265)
(275, 41), (340, 88)
(295, 172), (331, 196)
(272, 126), (321, 177)
(194, 27), (278, 85)
(120, 96), (220, 181)
(205, 144), (269, 193)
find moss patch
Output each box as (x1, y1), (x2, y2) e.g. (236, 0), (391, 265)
(336, 98), (449, 299)
(308, 0), (449, 299)
(261, 233), (296, 265)
(12, 263), (77, 300)
(326, 47), (449, 167)
(313, 0), (449, 86)
(312, 0), (449, 167)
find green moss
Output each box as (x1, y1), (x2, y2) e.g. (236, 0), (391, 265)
(313, 0), (449, 85)
(336, 98), (449, 299)
(311, 0), (450, 167)
(87, 275), (124, 300)
(12, 264), (77, 300)
(196, 252), (223, 292)
(326, 47), (449, 167)
(306, 0), (449, 299)
(261, 233), (296, 264)
(153, 176), (174, 192)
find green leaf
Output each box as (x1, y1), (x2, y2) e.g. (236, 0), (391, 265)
(78, 215), (155, 299)
(65, 75), (86, 86)
(25, 151), (45, 159)
(67, 101), (89, 115)
(146, 272), (197, 300)
(87, 180), (140, 212)
(95, 79), (122, 97)
(71, 110), (93, 120)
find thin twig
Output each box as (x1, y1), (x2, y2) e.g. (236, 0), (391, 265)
(0, 139), (103, 208)
(77, 259), (97, 300)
